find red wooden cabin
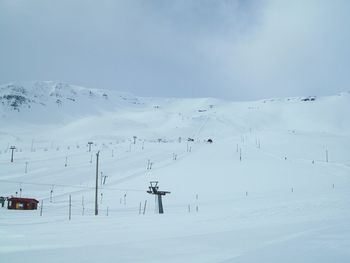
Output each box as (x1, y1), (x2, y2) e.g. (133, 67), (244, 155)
(7, 197), (39, 210)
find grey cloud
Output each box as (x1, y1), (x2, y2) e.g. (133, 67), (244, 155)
(0, 0), (349, 100)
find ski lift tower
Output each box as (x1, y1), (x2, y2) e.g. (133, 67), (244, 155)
(88, 142), (93, 152)
(147, 181), (170, 214)
(10, 146), (16, 163)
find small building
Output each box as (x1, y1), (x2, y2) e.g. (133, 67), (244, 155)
(7, 197), (39, 210)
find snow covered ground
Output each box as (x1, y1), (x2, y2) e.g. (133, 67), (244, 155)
(0, 82), (349, 262)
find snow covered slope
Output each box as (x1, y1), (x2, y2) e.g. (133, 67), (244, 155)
(0, 81), (143, 123)
(1, 81), (349, 144)
(0, 82), (349, 263)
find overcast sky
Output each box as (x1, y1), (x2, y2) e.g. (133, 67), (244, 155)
(0, 0), (349, 100)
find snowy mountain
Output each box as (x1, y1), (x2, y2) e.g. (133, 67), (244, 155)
(0, 82), (350, 263)
(1, 81), (349, 145)
(0, 81), (143, 123)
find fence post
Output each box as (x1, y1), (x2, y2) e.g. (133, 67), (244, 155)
(40, 200), (43, 216)
(69, 195), (72, 220)
(82, 196), (85, 216)
(143, 200), (147, 215)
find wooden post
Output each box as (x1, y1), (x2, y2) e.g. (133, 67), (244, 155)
(139, 202), (142, 214)
(106, 207), (109, 216)
(25, 162), (28, 174)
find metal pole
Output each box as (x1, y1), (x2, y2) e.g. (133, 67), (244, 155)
(158, 195), (164, 214)
(10, 146), (15, 162)
(69, 195), (72, 220)
(82, 196), (85, 216)
(143, 200), (147, 215)
(88, 142), (93, 152)
(95, 151), (99, 215)
(40, 200), (43, 216)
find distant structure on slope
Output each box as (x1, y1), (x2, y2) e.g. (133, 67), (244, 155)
(7, 197), (39, 210)
(0, 196), (5, 207)
(147, 181), (170, 214)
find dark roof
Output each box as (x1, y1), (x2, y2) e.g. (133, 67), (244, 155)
(7, 197), (39, 203)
